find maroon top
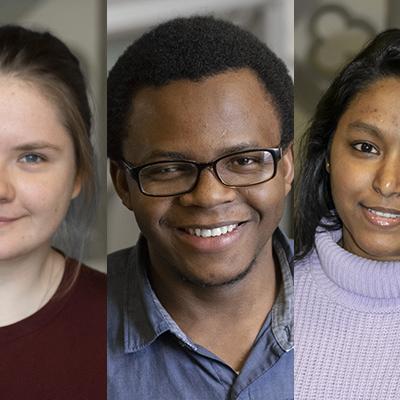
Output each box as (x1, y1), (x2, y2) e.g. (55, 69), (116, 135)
(0, 259), (106, 400)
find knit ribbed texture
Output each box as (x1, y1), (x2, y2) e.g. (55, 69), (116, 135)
(295, 228), (400, 399)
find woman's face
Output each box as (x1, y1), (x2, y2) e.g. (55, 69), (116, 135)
(329, 77), (400, 261)
(0, 76), (81, 262)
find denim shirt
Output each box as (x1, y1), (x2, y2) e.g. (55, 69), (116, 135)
(108, 229), (293, 400)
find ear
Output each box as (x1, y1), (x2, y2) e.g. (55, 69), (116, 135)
(281, 143), (294, 196)
(110, 160), (133, 210)
(71, 173), (82, 200)
(325, 158), (330, 173)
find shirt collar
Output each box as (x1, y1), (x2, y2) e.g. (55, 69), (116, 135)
(124, 237), (195, 353)
(270, 228), (294, 352)
(124, 228), (293, 353)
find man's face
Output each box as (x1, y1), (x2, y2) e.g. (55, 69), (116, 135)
(113, 69), (293, 287)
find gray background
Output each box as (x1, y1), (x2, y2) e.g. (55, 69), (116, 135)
(294, 0), (399, 147)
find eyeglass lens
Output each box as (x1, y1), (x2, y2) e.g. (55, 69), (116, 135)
(138, 150), (276, 196)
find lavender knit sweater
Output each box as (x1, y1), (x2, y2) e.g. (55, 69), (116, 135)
(295, 228), (400, 399)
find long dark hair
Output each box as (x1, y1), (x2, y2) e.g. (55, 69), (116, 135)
(295, 29), (400, 260)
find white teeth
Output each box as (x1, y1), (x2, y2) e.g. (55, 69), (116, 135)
(369, 209), (400, 219)
(187, 224), (238, 238)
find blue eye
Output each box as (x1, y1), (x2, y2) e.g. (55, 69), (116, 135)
(20, 153), (46, 164)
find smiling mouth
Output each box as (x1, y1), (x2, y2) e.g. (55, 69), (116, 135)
(184, 224), (239, 238)
(367, 208), (400, 219)
(174, 221), (247, 253)
(0, 217), (20, 223)
(361, 205), (400, 227)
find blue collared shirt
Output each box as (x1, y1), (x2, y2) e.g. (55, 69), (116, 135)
(108, 229), (293, 400)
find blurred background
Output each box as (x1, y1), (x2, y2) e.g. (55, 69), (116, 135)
(1, 0), (106, 272)
(294, 0), (399, 147)
(107, 0), (294, 253)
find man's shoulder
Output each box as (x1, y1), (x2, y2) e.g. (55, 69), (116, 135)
(108, 246), (137, 277)
(107, 246), (138, 313)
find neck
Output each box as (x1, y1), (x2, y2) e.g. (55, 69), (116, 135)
(0, 245), (65, 327)
(151, 240), (277, 314)
(148, 239), (279, 371)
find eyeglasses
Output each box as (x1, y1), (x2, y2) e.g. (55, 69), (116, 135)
(120, 148), (282, 197)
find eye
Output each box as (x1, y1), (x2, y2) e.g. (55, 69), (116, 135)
(19, 153), (47, 164)
(142, 163), (194, 181)
(233, 157), (256, 166)
(352, 142), (379, 155)
(159, 166), (181, 173)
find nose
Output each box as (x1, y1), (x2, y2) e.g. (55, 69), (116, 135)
(372, 155), (400, 198)
(0, 167), (15, 203)
(178, 168), (236, 208)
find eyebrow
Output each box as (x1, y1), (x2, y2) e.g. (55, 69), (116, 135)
(143, 142), (266, 162)
(348, 121), (384, 140)
(13, 141), (62, 152)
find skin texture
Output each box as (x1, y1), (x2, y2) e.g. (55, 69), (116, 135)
(0, 76), (80, 325)
(112, 68), (293, 369)
(329, 77), (400, 261)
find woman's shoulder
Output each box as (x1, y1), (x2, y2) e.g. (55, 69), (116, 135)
(65, 259), (106, 299)
(294, 250), (319, 278)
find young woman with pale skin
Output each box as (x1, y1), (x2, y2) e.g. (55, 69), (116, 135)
(295, 30), (400, 399)
(0, 78), (81, 325)
(0, 26), (105, 399)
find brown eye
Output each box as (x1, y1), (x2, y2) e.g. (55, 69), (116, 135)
(352, 142), (379, 155)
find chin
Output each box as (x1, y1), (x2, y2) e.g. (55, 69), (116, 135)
(364, 249), (400, 262)
(179, 259), (255, 288)
(353, 238), (400, 262)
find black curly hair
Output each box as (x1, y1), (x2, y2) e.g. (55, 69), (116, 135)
(107, 16), (293, 160)
(295, 29), (400, 260)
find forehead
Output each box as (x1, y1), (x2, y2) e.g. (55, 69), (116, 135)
(335, 77), (400, 142)
(0, 76), (70, 148)
(123, 69), (281, 162)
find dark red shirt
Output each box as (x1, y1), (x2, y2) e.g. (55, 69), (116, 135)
(0, 260), (106, 400)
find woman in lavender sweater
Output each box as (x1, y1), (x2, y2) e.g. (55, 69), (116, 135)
(295, 30), (400, 399)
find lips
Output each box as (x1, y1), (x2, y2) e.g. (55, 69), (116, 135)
(172, 220), (248, 252)
(0, 219), (17, 228)
(0, 215), (25, 226)
(185, 224), (238, 238)
(361, 205), (400, 227)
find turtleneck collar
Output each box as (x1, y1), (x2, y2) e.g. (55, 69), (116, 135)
(311, 228), (400, 312)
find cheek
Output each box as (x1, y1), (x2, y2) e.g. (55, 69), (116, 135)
(22, 172), (76, 219)
(130, 193), (172, 238)
(244, 179), (286, 223)
(330, 161), (369, 211)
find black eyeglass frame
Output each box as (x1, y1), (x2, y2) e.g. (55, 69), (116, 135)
(119, 147), (283, 197)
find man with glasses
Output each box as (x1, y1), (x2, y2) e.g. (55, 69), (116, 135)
(108, 16), (293, 400)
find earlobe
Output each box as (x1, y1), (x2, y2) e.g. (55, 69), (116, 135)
(71, 174), (82, 200)
(282, 144), (294, 195)
(325, 159), (330, 173)
(110, 161), (133, 210)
